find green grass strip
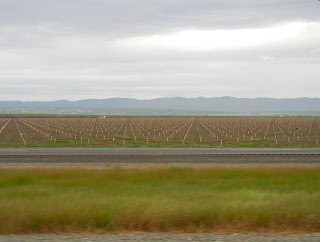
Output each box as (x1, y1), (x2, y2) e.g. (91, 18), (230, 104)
(0, 167), (320, 233)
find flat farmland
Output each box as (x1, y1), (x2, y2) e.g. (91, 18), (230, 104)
(0, 117), (319, 148)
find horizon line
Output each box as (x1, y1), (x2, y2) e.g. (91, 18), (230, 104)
(1, 96), (320, 102)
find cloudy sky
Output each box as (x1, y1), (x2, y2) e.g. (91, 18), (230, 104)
(0, 0), (320, 101)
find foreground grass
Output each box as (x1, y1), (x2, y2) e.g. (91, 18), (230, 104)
(0, 167), (320, 233)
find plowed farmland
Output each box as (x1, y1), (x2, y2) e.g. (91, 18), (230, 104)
(0, 117), (319, 148)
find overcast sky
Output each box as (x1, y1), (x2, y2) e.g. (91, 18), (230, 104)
(0, 0), (320, 101)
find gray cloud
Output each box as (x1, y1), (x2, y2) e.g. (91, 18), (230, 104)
(0, 0), (319, 101)
(1, 0), (319, 32)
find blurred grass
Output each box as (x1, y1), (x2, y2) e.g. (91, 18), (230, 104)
(0, 167), (320, 233)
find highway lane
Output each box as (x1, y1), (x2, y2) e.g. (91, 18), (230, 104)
(0, 148), (319, 164)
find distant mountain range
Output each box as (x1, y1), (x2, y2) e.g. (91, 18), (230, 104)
(1, 97), (320, 115)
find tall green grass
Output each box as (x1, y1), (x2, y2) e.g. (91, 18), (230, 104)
(0, 167), (320, 233)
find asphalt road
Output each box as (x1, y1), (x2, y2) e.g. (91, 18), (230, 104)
(0, 148), (319, 164)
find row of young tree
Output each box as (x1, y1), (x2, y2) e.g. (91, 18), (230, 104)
(0, 117), (319, 147)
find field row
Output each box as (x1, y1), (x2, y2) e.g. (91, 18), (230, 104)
(0, 117), (319, 147)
